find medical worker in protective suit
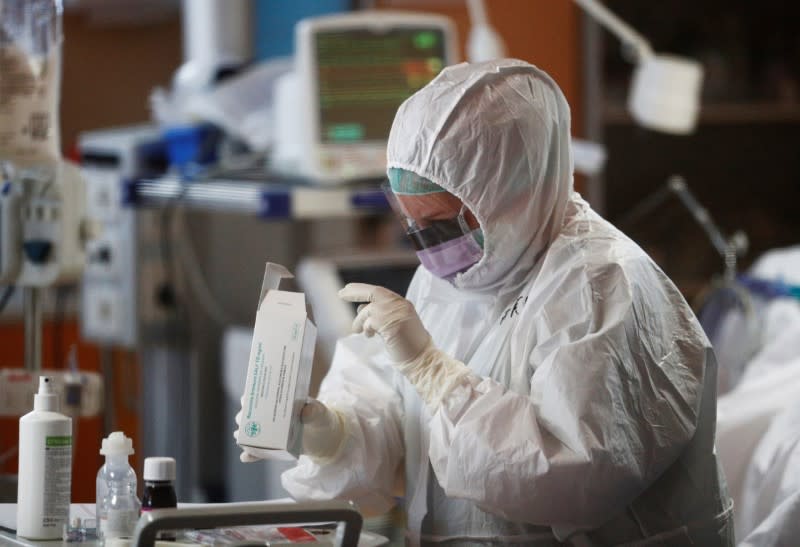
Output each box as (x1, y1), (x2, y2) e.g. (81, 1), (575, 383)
(236, 59), (734, 545)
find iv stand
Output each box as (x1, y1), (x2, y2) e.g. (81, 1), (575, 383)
(24, 287), (44, 371)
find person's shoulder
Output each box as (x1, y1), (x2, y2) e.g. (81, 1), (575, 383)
(553, 212), (654, 277)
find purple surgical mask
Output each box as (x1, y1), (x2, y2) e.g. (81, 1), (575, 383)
(382, 182), (484, 280)
(416, 230), (483, 281)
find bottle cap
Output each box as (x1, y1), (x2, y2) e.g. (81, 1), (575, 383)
(33, 376), (59, 412)
(100, 431), (134, 456)
(144, 457), (176, 481)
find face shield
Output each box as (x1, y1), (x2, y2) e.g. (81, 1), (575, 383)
(383, 170), (483, 281)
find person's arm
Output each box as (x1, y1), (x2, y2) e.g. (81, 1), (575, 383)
(432, 269), (707, 529)
(739, 491), (800, 547)
(425, 329), (702, 529)
(281, 334), (405, 514)
(341, 262), (708, 529)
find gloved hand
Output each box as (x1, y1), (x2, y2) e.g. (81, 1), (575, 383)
(234, 397), (346, 463)
(339, 283), (474, 408)
(298, 399), (346, 461)
(338, 283), (432, 364)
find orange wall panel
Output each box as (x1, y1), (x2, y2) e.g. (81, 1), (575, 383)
(0, 321), (140, 503)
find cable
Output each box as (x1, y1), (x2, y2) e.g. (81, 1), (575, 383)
(615, 184), (674, 231)
(174, 208), (236, 326)
(0, 445), (18, 466)
(158, 187), (193, 352)
(617, 176), (748, 280)
(0, 285), (15, 314)
(159, 197), (180, 310)
(100, 346), (115, 438)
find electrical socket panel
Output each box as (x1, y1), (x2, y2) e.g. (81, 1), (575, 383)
(0, 368), (104, 417)
(79, 125), (165, 348)
(80, 166), (140, 347)
(85, 167), (122, 222)
(84, 230), (122, 279)
(81, 284), (123, 342)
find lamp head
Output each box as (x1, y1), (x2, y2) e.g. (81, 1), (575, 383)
(467, 23), (507, 63)
(628, 54), (704, 135)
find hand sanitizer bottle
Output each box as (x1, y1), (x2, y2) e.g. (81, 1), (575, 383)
(17, 376), (73, 539)
(96, 431), (140, 540)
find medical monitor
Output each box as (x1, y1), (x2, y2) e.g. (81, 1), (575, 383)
(279, 12), (457, 182)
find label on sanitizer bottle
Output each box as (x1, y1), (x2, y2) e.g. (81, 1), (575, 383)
(42, 436), (72, 528)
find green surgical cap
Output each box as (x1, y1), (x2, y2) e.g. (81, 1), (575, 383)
(388, 167), (446, 195)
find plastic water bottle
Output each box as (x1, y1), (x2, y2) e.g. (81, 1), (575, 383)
(96, 432), (140, 541)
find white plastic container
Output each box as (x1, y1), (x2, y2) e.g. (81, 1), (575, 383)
(236, 263), (317, 460)
(96, 431), (140, 540)
(16, 376), (73, 539)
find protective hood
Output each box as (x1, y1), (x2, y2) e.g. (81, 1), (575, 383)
(284, 61), (732, 545)
(387, 59), (574, 296)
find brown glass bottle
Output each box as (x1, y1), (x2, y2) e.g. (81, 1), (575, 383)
(141, 479), (177, 511)
(141, 457), (177, 539)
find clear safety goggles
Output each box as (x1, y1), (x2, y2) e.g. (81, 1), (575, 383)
(382, 182), (483, 279)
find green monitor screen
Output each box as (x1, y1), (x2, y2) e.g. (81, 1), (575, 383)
(315, 27), (447, 144)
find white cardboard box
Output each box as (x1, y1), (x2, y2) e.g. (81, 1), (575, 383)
(237, 263), (317, 459)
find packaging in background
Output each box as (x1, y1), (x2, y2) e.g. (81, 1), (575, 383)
(183, 57), (293, 152)
(237, 263), (316, 460)
(185, 525), (332, 546)
(184, 525), (388, 547)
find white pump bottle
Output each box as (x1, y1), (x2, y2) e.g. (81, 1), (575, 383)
(17, 376), (73, 539)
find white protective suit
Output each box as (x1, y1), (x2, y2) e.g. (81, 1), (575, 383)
(737, 402), (800, 544)
(714, 245), (800, 522)
(739, 491), (800, 547)
(282, 59), (733, 545)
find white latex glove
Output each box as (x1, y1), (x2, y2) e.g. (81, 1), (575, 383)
(298, 399), (346, 461)
(339, 283), (432, 364)
(339, 283), (474, 408)
(234, 397), (346, 463)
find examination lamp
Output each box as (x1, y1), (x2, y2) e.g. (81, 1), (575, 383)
(574, 0), (704, 135)
(466, 0), (507, 62)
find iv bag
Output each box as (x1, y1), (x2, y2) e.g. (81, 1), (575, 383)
(0, 0), (63, 166)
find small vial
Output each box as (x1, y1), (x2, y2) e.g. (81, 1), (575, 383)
(62, 518), (83, 542)
(96, 431), (140, 541)
(141, 457), (178, 540)
(63, 517), (98, 542)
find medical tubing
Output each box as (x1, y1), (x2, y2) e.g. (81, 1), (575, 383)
(668, 176), (748, 279)
(572, 0), (653, 61)
(396, 344), (475, 408)
(0, 285), (15, 313)
(617, 176), (745, 279)
(667, 177), (730, 259)
(174, 208), (236, 325)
